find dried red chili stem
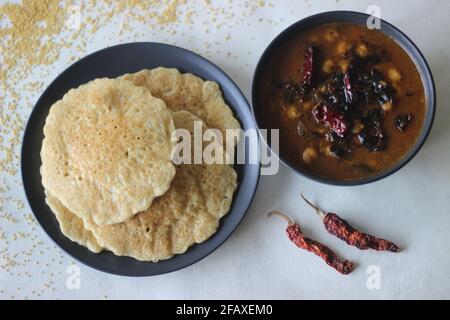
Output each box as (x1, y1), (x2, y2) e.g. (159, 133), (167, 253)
(268, 211), (354, 275)
(268, 211), (294, 224)
(300, 194), (326, 219)
(300, 194), (400, 253)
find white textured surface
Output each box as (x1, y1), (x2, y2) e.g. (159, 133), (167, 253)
(1, 0), (449, 299)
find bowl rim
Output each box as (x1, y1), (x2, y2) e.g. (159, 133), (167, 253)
(21, 42), (261, 276)
(251, 10), (436, 186)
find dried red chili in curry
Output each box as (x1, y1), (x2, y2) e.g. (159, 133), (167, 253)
(257, 23), (426, 180)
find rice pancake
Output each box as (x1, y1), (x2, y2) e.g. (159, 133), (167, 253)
(45, 190), (103, 253)
(44, 111), (238, 261)
(41, 78), (176, 225)
(120, 67), (241, 143)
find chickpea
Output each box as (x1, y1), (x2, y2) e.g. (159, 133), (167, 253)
(382, 102), (393, 112)
(356, 43), (369, 57)
(388, 68), (402, 82)
(352, 121), (364, 134)
(303, 147), (318, 164)
(337, 41), (351, 55)
(324, 29), (339, 42)
(339, 59), (350, 72)
(324, 145), (333, 158)
(322, 59), (335, 74)
(323, 144), (342, 159)
(286, 106), (300, 119)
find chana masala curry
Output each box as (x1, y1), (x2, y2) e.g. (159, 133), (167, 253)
(258, 23), (426, 180)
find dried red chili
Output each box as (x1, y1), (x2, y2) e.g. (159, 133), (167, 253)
(300, 45), (314, 91)
(268, 211), (354, 275)
(312, 104), (349, 137)
(301, 194), (400, 252)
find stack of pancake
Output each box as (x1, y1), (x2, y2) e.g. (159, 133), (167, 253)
(40, 67), (240, 262)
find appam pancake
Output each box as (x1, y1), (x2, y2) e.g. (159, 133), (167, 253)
(45, 190), (103, 253)
(41, 78), (176, 225)
(120, 67), (241, 141)
(44, 111), (238, 261)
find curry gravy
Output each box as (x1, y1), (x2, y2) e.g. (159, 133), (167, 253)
(257, 23), (425, 180)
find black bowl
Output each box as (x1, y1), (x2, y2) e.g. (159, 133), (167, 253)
(21, 42), (261, 276)
(251, 11), (436, 186)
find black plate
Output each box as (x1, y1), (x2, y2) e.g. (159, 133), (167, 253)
(251, 11), (436, 186)
(21, 43), (260, 276)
